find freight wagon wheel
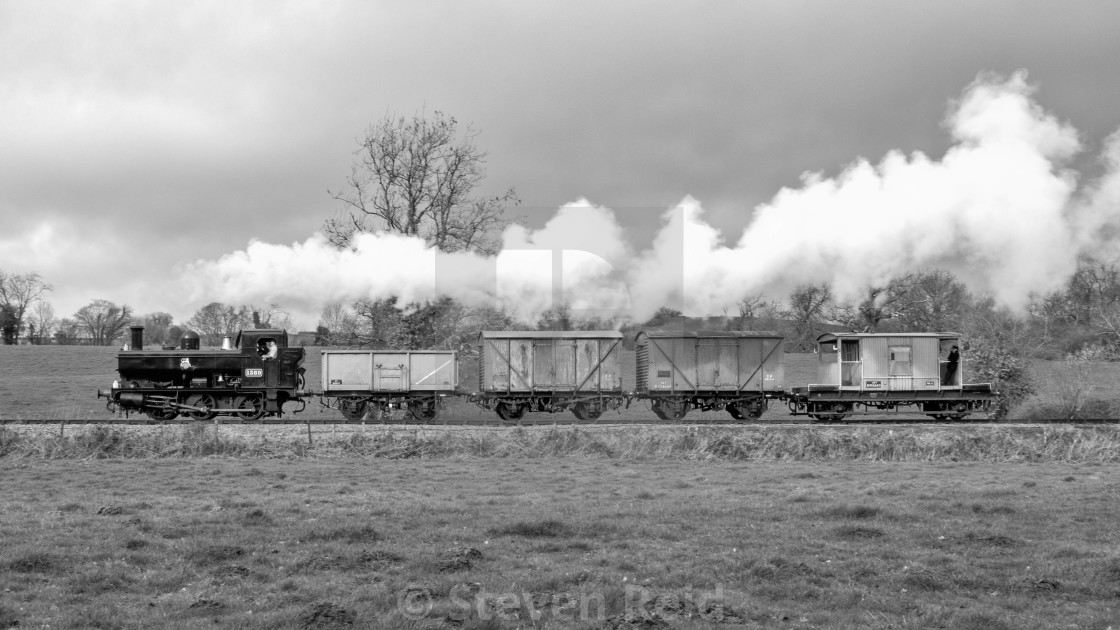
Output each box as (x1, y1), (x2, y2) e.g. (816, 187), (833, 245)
(340, 398), (368, 422)
(409, 401), (438, 423)
(496, 402), (526, 422)
(184, 394), (217, 421)
(654, 400), (690, 421)
(145, 407), (179, 422)
(571, 403), (602, 421)
(365, 402), (384, 423)
(234, 395), (265, 421)
(726, 404), (745, 421)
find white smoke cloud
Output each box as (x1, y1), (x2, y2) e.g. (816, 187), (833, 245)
(179, 198), (632, 323)
(1071, 129), (1120, 258)
(637, 71), (1084, 314)
(180, 71), (1120, 326)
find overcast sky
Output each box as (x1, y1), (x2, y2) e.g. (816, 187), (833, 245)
(2, 1), (1120, 328)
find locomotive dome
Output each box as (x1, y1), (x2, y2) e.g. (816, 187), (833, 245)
(180, 330), (200, 350)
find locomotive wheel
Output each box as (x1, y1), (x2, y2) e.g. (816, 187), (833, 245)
(409, 401), (438, 423)
(496, 402), (526, 421)
(184, 394), (217, 421)
(234, 395), (265, 421)
(572, 403), (602, 421)
(145, 407), (179, 422)
(339, 398), (368, 422)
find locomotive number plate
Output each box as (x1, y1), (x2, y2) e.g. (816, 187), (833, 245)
(244, 368), (264, 378)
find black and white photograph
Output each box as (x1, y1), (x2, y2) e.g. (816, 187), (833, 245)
(2, 1), (1119, 628)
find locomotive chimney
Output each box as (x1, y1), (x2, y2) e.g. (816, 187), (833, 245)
(129, 325), (144, 351)
(221, 335), (232, 350)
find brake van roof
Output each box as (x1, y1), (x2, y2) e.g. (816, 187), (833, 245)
(817, 332), (961, 342)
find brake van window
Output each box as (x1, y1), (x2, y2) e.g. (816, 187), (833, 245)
(888, 345), (911, 376)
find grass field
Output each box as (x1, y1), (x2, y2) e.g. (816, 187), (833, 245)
(1, 457), (1119, 629)
(3, 344), (1118, 421)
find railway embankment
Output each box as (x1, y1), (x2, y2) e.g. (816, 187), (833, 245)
(2, 423), (1118, 462)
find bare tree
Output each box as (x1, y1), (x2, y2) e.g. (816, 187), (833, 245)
(249, 303), (292, 331)
(316, 301), (360, 345)
(785, 284), (833, 351)
(0, 271), (52, 344)
(54, 318), (81, 345)
(73, 299), (133, 346)
(828, 275), (923, 333)
(29, 301), (57, 344)
(324, 110), (518, 254)
(734, 294), (781, 331)
(187, 302), (251, 346)
(893, 270), (968, 332)
(140, 312), (175, 346)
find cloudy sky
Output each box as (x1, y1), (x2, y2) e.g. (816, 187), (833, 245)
(2, 1), (1120, 328)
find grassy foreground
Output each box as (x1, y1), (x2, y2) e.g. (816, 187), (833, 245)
(1, 456), (1119, 629)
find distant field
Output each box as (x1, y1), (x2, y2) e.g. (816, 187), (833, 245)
(1, 344), (1116, 421)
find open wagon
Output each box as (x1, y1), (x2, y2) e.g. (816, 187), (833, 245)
(320, 350), (458, 421)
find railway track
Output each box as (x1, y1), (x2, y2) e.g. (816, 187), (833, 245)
(2, 417), (1114, 427)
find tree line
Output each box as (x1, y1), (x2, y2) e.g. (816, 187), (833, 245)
(0, 274), (293, 349)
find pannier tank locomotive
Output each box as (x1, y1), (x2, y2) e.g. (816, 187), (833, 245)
(98, 326), (307, 420)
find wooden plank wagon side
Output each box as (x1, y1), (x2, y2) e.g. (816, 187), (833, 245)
(473, 330), (625, 422)
(633, 330), (786, 421)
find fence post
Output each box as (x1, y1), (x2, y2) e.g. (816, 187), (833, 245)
(307, 420), (313, 446)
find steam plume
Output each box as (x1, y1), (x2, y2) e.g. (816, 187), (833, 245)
(180, 71), (1120, 324)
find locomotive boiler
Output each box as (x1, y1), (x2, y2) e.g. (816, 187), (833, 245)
(97, 326), (307, 421)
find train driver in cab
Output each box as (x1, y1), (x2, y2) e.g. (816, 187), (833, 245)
(257, 338), (279, 361)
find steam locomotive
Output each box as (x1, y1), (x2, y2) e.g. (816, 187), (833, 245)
(97, 326), (307, 420)
(98, 325), (996, 423)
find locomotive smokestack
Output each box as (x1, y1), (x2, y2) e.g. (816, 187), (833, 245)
(129, 325), (144, 351)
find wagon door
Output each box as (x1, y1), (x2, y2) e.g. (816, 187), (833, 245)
(373, 353), (408, 391)
(508, 339), (534, 391)
(575, 339), (601, 391)
(887, 345), (913, 391)
(841, 340), (861, 389)
(484, 337), (533, 391)
(718, 340), (738, 390)
(697, 340), (720, 389)
(672, 337), (697, 392)
(533, 340), (555, 389)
